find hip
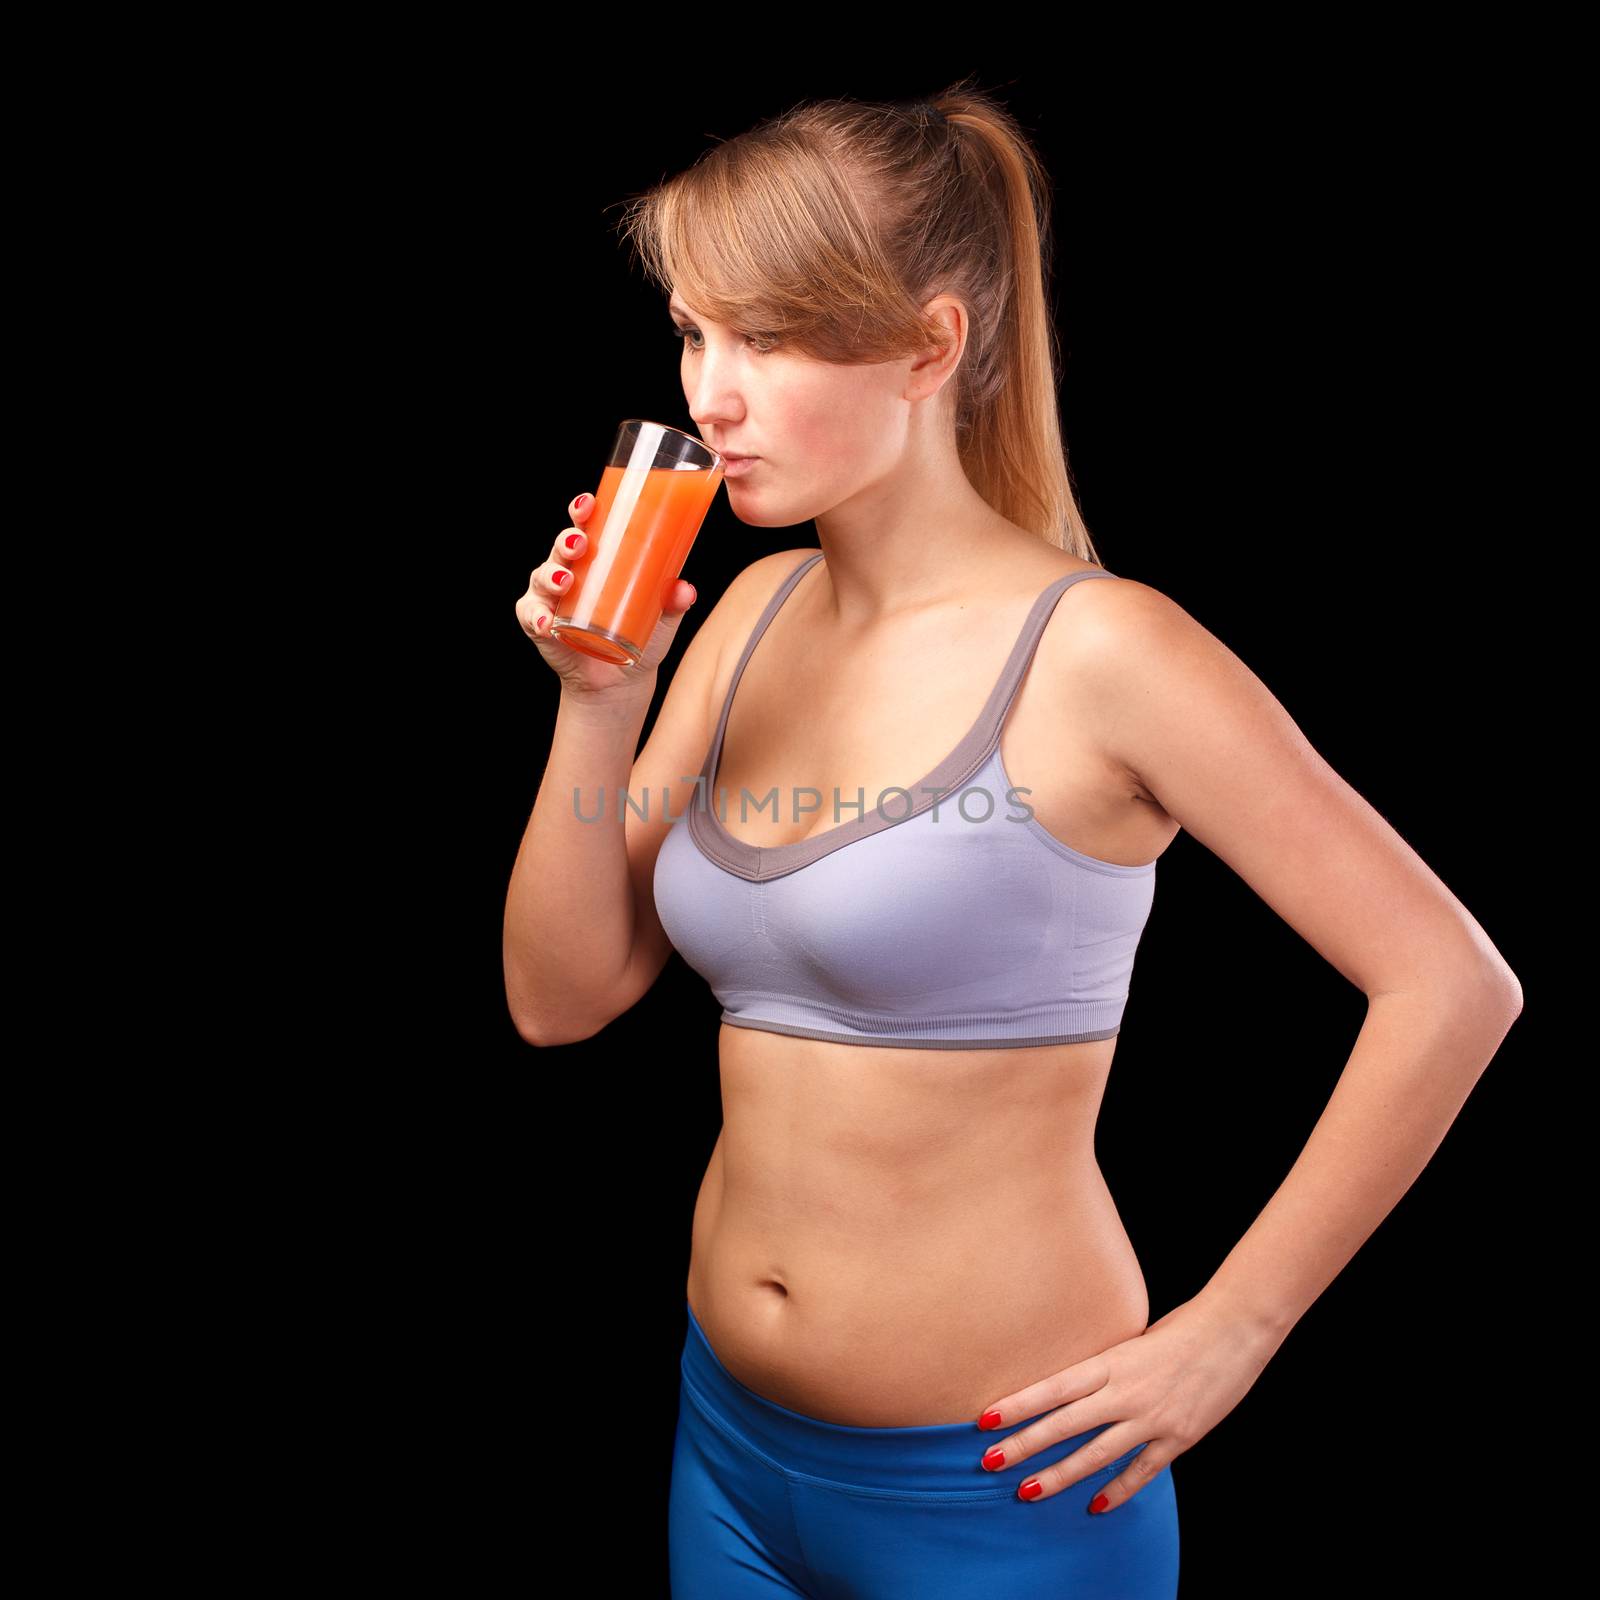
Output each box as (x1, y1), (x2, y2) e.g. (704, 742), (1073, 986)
(687, 1197), (1149, 1427)
(671, 1299), (1180, 1598)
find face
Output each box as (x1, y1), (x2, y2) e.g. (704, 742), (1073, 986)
(672, 292), (955, 528)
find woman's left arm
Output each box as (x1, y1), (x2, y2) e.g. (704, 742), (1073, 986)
(976, 577), (1523, 1508)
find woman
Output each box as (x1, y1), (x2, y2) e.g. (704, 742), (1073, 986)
(505, 84), (1522, 1598)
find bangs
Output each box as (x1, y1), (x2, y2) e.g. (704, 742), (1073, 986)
(620, 143), (925, 362)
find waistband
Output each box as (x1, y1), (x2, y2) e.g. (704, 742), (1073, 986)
(680, 1299), (1127, 1497)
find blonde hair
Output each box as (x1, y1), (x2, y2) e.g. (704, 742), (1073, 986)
(610, 79), (1103, 562)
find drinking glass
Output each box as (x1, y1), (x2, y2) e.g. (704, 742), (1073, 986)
(549, 420), (725, 666)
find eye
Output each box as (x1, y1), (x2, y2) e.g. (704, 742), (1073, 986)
(671, 324), (777, 355)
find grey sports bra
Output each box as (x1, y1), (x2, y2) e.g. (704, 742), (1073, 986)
(652, 552), (1157, 1048)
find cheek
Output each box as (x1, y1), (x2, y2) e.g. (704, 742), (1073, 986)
(783, 385), (896, 477)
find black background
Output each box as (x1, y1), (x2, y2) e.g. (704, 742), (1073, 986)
(339, 58), (1558, 1600)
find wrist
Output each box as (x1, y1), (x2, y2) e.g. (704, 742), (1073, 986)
(558, 678), (656, 726)
(1192, 1279), (1299, 1350)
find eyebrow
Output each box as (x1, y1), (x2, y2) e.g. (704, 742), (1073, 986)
(668, 301), (693, 319)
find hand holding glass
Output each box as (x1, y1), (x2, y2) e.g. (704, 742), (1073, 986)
(549, 420), (725, 667)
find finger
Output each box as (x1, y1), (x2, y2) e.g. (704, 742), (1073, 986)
(1080, 1439), (1172, 1516)
(1014, 1430), (1153, 1505)
(534, 560), (576, 599)
(516, 594), (554, 640)
(977, 1353), (1111, 1432)
(548, 490), (595, 567)
(978, 1404), (1115, 1474)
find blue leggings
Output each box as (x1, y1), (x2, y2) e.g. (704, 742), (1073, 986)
(670, 1302), (1179, 1598)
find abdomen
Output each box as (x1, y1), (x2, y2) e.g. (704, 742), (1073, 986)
(685, 1027), (1151, 1427)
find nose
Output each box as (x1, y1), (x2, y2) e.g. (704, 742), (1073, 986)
(685, 351), (746, 435)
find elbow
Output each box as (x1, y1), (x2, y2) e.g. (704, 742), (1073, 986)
(511, 1007), (608, 1049)
(505, 970), (604, 1047)
(514, 1011), (552, 1049)
(1376, 957), (1523, 1039)
(508, 948), (647, 1047)
(1440, 936), (1524, 1026)
(1501, 968), (1524, 1020)
(1460, 959), (1524, 1039)
(1476, 952), (1523, 1020)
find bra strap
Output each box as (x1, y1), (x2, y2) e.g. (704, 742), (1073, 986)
(952, 567), (1120, 768)
(701, 555), (1115, 790)
(701, 551), (825, 780)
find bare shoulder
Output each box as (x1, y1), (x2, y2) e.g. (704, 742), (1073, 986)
(1028, 571), (1196, 801)
(699, 546), (822, 680)
(1042, 569), (1201, 671)
(1033, 569), (1201, 685)
(720, 546), (823, 613)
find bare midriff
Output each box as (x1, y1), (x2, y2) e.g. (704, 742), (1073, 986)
(684, 1024), (1150, 1428)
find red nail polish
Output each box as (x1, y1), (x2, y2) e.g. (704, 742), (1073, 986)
(1019, 1479), (1043, 1501)
(981, 1448), (1005, 1471)
(1089, 1492), (1110, 1514)
(576, 494), (592, 510)
(979, 1410), (1003, 1430)
(536, 615), (547, 627)
(552, 571), (568, 586)
(565, 533), (582, 549)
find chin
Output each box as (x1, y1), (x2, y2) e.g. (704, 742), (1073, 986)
(727, 505), (793, 529)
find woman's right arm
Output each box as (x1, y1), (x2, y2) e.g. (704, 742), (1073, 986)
(504, 501), (811, 1046)
(503, 490), (727, 1046)
(503, 686), (662, 1045)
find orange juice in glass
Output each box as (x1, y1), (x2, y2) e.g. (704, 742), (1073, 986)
(549, 420), (725, 666)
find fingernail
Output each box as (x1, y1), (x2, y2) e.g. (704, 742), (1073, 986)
(565, 533), (582, 550)
(552, 571), (568, 586)
(1088, 1493), (1110, 1514)
(981, 1448), (1005, 1471)
(979, 1411), (1003, 1430)
(536, 614), (547, 627)
(576, 494), (592, 510)
(1019, 1479), (1043, 1501)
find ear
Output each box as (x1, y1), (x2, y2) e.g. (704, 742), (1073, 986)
(907, 293), (967, 402)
